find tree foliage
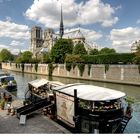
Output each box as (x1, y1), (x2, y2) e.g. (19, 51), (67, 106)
(43, 53), (51, 63)
(15, 51), (40, 64)
(73, 43), (87, 55)
(99, 47), (116, 54)
(89, 48), (99, 55)
(50, 39), (73, 63)
(0, 49), (14, 62)
(133, 46), (140, 64)
(21, 51), (33, 63)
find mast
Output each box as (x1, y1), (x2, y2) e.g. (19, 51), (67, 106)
(60, 4), (64, 38)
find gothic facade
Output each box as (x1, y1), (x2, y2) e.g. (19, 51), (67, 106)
(30, 7), (92, 57)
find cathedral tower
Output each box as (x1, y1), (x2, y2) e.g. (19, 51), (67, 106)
(30, 26), (43, 57)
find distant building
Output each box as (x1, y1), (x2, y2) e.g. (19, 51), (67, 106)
(30, 6), (94, 57)
(131, 40), (140, 53)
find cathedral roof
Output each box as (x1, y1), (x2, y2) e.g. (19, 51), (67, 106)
(63, 29), (85, 39)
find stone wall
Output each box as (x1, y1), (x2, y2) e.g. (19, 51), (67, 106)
(2, 63), (140, 85)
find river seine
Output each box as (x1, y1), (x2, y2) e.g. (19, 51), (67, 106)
(1, 69), (140, 133)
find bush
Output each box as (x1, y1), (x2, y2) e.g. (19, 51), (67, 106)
(21, 63), (24, 72)
(48, 63), (57, 76)
(88, 64), (91, 76)
(65, 63), (72, 72)
(77, 63), (85, 77)
(82, 53), (135, 64)
(35, 63), (38, 72)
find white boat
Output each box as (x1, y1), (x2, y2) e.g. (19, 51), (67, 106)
(52, 83), (132, 133)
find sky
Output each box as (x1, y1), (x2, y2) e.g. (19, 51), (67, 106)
(0, 0), (140, 54)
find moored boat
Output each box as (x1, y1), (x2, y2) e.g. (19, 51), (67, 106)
(52, 83), (132, 133)
(24, 79), (64, 103)
(0, 75), (17, 91)
(21, 81), (132, 133)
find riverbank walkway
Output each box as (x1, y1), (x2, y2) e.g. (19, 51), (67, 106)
(0, 89), (70, 134)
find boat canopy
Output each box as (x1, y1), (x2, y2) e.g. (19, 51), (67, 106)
(28, 79), (64, 89)
(28, 79), (49, 88)
(53, 83), (126, 101)
(0, 75), (14, 81)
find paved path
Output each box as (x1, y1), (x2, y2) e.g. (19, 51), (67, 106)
(0, 97), (70, 134)
(0, 108), (70, 134)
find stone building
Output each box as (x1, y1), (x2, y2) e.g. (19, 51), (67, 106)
(30, 6), (93, 57)
(131, 40), (140, 53)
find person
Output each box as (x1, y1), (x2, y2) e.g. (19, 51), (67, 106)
(7, 103), (11, 115)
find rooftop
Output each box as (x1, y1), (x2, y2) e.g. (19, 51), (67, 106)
(53, 83), (126, 101)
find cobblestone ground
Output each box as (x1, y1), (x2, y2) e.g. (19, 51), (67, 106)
(0, 101), (70, 134)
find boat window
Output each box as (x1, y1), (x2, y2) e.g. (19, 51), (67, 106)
(79, 100), (92, 110)
(93, 100), (121, 111)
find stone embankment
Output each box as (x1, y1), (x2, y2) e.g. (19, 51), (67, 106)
(2, 63), (140, 86)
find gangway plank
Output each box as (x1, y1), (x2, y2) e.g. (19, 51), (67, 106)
(16, 99), (52, 118)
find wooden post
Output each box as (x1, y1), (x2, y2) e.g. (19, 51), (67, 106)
(74, 89), (77, 116)
(74, 89), (80, 132)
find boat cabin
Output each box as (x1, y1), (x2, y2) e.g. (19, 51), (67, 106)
(0, 75), (17, 91)
(53, 83), (132, 133)
(25, 79), (64, 103)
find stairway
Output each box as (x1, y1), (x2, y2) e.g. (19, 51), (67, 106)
(116, 116), (131, 133)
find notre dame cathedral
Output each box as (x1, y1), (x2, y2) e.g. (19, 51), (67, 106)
(30, 6), (92, 57)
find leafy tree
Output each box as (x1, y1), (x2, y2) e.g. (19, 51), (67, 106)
(99, 47), (116, 54)
(15, 51), (33, 63)
(73, 43), (87, 55)
(21, 51), (33, 63)
(43, 53), (51, 63)
(51, 38), (73, 63)
(0, 49), (14, 62)
(133, 46), (140, 64)
(89, 48), (99, 55)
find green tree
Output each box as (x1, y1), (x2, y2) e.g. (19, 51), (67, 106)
(51, 38), (73, 63)
(15, 51), (33, 63)
(0, 49), (14, 62)
(21, 51), (33, 63)
(133, 46), (140, 64)
(73, 43), (87, 55)
(99, 47), (116, 54)
(43, 53), (51, 63)
(89, 48), (99, 55)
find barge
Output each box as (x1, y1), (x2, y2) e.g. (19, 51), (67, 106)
(17, 80), (132, 133)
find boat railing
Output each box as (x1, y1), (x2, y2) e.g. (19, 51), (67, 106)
(78, 107), (123, 119)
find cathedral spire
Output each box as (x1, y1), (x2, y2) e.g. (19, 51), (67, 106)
(60, 4), (64, 38)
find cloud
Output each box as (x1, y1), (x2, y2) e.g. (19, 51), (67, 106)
(0, 44), (10, 49)
(0, 43), (28, 55)
(110, 27), (140, 52)
(25, 0), (118, 28)
(10, 40), (24, 46)
(0, 20), (30, 40)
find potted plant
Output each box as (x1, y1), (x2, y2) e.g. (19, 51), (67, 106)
(0, 99), (5, 110)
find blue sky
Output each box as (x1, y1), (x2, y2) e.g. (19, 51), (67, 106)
(0, 0), (140, 54)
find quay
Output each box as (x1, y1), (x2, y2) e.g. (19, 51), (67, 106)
(0, 89), (70, 134)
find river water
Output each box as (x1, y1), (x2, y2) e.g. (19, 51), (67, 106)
(1, 69), (140, 133)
